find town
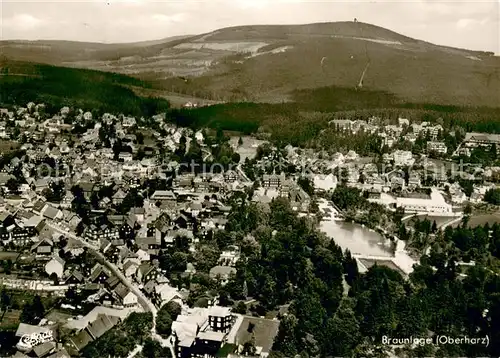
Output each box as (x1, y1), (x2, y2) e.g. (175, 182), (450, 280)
(0, 102), (499, 358)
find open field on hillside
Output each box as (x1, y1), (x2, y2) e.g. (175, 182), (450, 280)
(2, 22), (499, 107)
(451, 212), (500, 228)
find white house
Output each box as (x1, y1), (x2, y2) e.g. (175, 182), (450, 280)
(135, 249), (150, 262)
(313, 174), (338, 193)
(393, 150), (414, 166)
(398, 117), (410, 127)
(427, 141), (448, 154)
(123, 259), (140, 278)
(155, 283), (183, 306)
(114, 284), (138, 307)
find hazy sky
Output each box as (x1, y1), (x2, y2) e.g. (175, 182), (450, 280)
(2, 0), (499, 53)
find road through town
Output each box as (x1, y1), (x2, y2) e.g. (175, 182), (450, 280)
(46, 221), (176, 357)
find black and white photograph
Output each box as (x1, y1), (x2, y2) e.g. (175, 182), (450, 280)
(0, 1), (499, 357)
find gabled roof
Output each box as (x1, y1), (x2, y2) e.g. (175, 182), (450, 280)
(137, 263), (155, 276)
(86, 314), (120, 340)
(106, 275), (120, 289)
(209, 265), (236, 278)
(100, 238), (111, 252)
(31, 237), (54, 251)
(123, 259), (139, 272)
(15, 323), (52, 337)
(67, 270), (84, 282)
(70, 329), (93, 351)
(46, 348), (70, 358)
(33, 200), (47, 213)
(33, 341), (56, 358)
(113, 283), (131, 300)
(42, 205), (60, 220)
(112, 189), (126, 200)
(89, 264), (110, 282)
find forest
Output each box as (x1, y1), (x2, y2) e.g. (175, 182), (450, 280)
(3, 60), (500, 148)
(0, 59), (170, 117)
(212, 197), (500, 357)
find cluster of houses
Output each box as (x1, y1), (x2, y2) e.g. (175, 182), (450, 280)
(172, 305), (279, 358)
(2, 102), (500, 357)
(0, 103), (287, 358)
(330, 117), (446, 150)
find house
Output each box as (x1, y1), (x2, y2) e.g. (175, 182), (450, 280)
(60, 191), (74, 209)
(41, 205), (63, 221)
(313, 174), (338, 193)
(31, 238), (54, 256)
(289, 187), (310, 212)
(84, 219), (120, 244)
(173, 213), (191, 229)
(33, 200), (48, 216)
(45, 255), (65, 279)
(425, 124), (443, 140)
(396, 188), (452, 214)
(66, 214), (82, 232)
(208, 306), (232, 333)
(136, 263), (160, 283)
(112, 189), (126, 205)
(154, 283), (183, 306)
(33, 341), (56, 358)
(464, 132), (500, 148)
(136, 236), (161, 255)
(172, 308), (208, 358)
(330, 119), (354, 132)
(89, 264), (111, 284)
(129, 207), (145, 224)
(113, 283), (138, 307)
(69, 314), (120, 351)
(408, 172), (422, 189)
(135, 249), (150, 262)
(172, 306), (234, 358)
(118, 152), (133, 162)
(262, 173), (285, 188)
(393, 150), (414, 166)
(427, 141), (448, 155)
(34, 178), (51, 193)
(65, 270), (85, 285)
(398, 117), (410, 127)
(123, 259), (140, 278)
(219, 245), (240, 266)
(150, 190), (176, 203)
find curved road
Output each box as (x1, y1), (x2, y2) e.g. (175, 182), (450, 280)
(46, 221), (176, 357)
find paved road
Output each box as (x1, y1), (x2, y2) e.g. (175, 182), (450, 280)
(439, 215), (463, 230)
(46, 222), (156, 315)
(46, 221), (176, 355)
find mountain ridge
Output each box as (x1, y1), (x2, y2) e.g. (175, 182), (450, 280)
(1, 21), (499, 107)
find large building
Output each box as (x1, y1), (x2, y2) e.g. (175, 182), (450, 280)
(393, 150), (414, 166)
(427, 141), (448, 154)
(395, 188), (452, 214)
(464, 132), (500, 148)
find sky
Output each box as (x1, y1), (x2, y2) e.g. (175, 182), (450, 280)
(1, 0), (499, 54)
